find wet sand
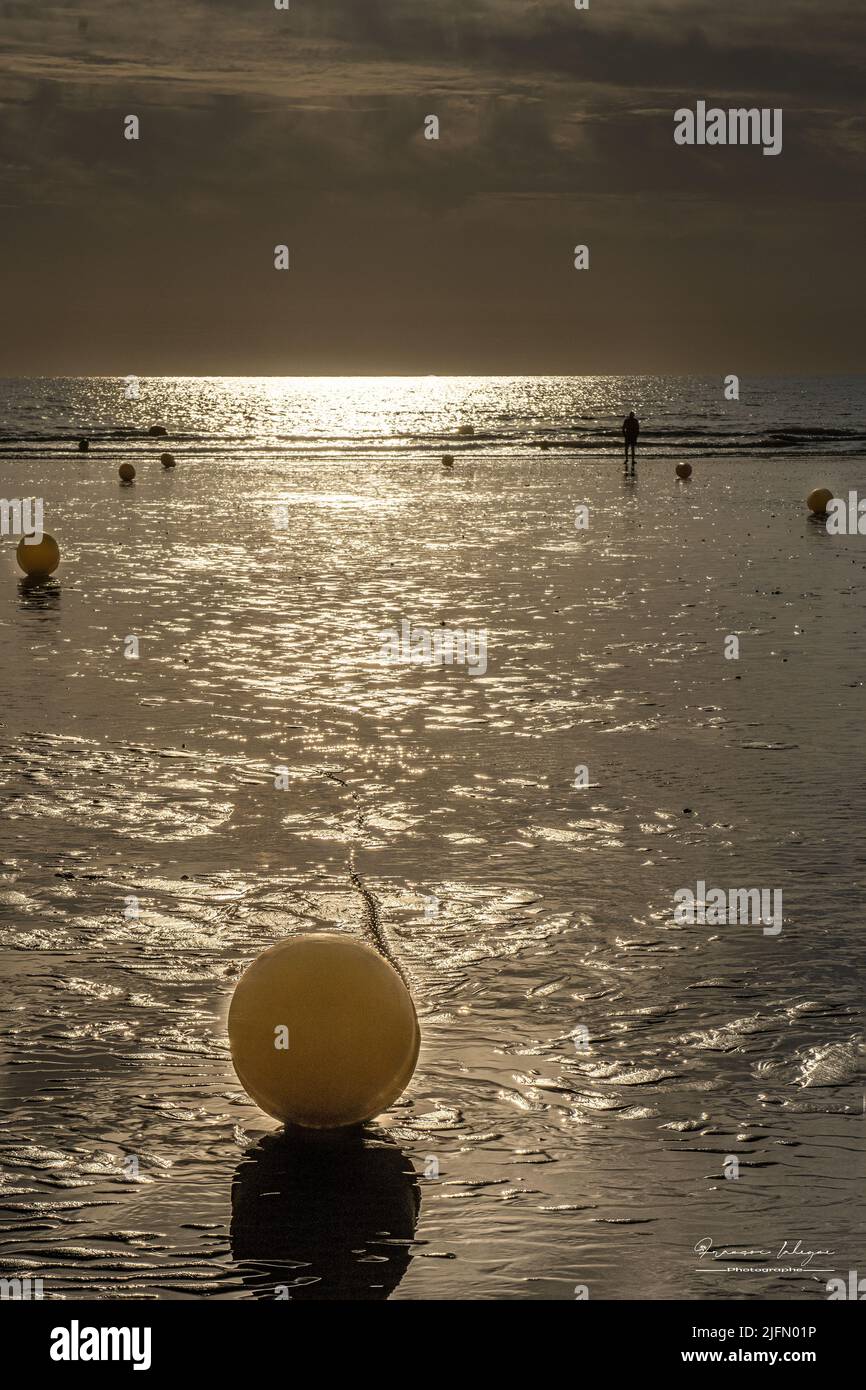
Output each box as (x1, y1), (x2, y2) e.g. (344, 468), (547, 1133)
(1, 443), (864, 1299)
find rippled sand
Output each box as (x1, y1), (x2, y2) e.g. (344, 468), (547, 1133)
(1, 433), (864, 1299)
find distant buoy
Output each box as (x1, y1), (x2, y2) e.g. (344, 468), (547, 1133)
(539, 440), (551, 451)
(160, 452), (176, 469)
(676, 463), (692, 479)
(77, 438), (89, 452)
(442, 454), (454, 468)
(457, 424), (475, 438)
(16, 533), (60, 578)
(119, 463), (136, 483)
(228, 933), (420, 1129)
(807, 487), (833, 515)
(147, 425), (168, 437)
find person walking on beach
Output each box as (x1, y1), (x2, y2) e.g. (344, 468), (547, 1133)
(622, 411), (639, 474)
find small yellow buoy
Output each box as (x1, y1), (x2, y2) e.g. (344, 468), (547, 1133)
(442, 454), (454, 468)
(228, 933), (420, 1129)
(457, 424), (474, 437)
(676, 462), (692, 479)
(160, 453), (176, 469)
(16, 533), (60, 578)
(807, 486), (833, 515)
(119, 463), (136, 483)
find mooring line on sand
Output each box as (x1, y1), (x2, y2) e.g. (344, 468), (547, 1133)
(319, 768), (410, 987)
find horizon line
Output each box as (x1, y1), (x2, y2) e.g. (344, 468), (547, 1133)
(2, 370), (865, 382)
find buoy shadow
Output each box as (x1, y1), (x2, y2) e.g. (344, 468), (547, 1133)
(17, 577), (61, 610)
(230, 1126), (420, 1300)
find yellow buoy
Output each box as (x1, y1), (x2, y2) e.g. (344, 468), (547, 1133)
(16, 533), (60, 578)
(160, 452), (176, 469)
(457, 424), (474, 437)
(442, 454), (454, 467)
(228, 933), (420, 1129)
(807, 487), (833, 515)
(676, 462), (692, 479)
(119, 463), (136, 483)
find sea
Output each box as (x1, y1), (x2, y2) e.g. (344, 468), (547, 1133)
(0, 374), (864, 464)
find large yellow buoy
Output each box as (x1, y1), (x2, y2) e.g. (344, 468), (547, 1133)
(16, 533), (60, 577)
(676, 462), (692, 479)
(160, 452), (176, 469)
(119, 463), (136, 483)
(807, 487), (833, 515)
(228, 933), (420, 1129)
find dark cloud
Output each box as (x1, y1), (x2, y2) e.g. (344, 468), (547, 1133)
(0, 0), (862, 371)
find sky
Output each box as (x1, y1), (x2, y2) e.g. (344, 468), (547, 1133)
(0, 0), (863, 375)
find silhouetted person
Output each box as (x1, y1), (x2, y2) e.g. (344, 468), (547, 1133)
(622, 412), (639, 474)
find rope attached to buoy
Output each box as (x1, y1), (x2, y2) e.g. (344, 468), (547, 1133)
(319, 768), (411, 987)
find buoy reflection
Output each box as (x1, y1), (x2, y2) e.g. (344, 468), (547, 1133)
(230, 1127), (420, 1300)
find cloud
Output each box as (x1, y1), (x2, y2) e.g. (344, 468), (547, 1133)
(2, 0), (864, 104)
(0, 0), (862, 371)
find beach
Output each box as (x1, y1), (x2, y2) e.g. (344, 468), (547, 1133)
(0, 375), (864, 1300)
